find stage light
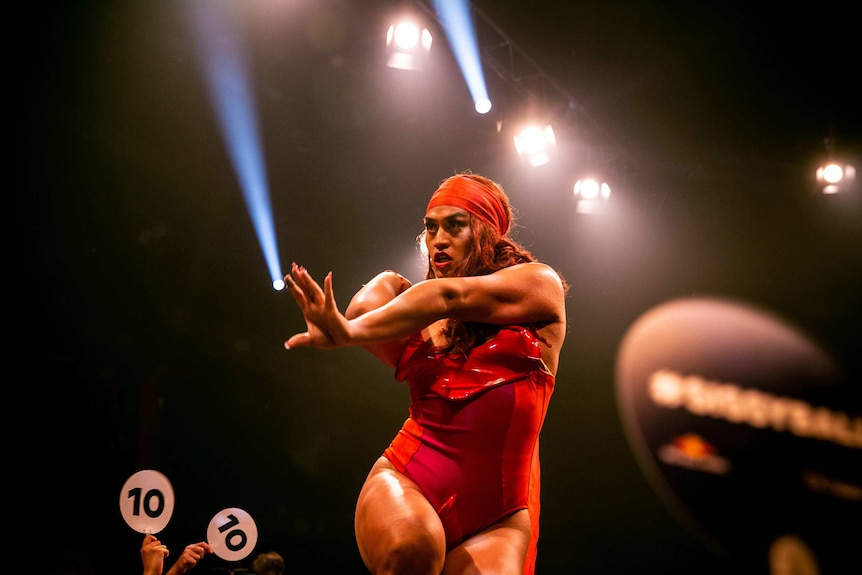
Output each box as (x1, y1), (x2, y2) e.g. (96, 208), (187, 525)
(386, 18), (432, 70)
(513, 124), (557, 167)
(816, 161), (856, 194)
(574, 177), (611, 214)
(432, 0), (492, 115)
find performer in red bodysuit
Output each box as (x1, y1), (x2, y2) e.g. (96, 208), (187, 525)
(285, 173), (568, 575)
(387, 325), (553, 558)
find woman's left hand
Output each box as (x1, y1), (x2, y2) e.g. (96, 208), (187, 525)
(284, 263), (352, 349)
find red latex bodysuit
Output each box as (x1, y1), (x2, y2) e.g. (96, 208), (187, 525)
(383, 324), (555, 575)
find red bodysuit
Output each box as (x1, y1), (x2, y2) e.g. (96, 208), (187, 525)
(383, 325), (555, 575)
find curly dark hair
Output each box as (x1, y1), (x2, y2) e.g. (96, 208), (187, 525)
(417, 173), (568, 354)
(251, 551), (284, 575)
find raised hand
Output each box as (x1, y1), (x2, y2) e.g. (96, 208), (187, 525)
(284, 263), (353, 350)
(164, 541), (213, 575)
(141, 533), (169, 575)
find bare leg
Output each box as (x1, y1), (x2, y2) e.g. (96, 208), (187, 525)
(442, 509), (531, 575)
(355, 457), (447, 575)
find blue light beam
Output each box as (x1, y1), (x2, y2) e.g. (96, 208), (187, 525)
(185, 0), (283, 288)
(432, 0), (492, 114)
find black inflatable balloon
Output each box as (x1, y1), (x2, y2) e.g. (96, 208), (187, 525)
(615, 297), (860, 574)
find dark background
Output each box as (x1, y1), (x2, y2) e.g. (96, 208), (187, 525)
(19, 1), (859, 573)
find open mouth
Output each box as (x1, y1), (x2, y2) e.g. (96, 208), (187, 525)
(433, 252), (452, 269)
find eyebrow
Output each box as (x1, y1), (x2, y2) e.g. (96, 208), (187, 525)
(424, 211), (470, 225)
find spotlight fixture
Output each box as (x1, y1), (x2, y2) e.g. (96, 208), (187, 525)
(815, 161), (856, 194)
(474, 98), (492, 114)
(573, 177), (611, 214)
(386, 17), (432, 71)
(513, 123), (556, 167)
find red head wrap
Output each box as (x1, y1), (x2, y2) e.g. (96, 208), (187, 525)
(426, 176), (510, 234)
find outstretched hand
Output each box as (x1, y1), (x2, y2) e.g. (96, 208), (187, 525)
(284, 263), (353, 350)
(164, 541), (213, 575)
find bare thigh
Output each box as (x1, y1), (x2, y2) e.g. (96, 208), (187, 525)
(442, 509), (531, 575)
(354, 457), (447, 575)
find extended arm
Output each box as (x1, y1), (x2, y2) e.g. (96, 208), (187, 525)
(285, 262), (564, 350)
(345, 270), (412, 319)
(164, 541), (213, 575)
(345, 270), (413, 367)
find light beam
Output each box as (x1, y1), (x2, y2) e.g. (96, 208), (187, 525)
(432, 0), (492, 114)
(185, 0), (283, 288)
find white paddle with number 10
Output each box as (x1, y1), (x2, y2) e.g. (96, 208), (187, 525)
(207, 507), (258, 561)
(119, 469), (175, 534)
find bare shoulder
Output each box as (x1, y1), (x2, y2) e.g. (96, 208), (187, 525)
(490, 262), (567, 316)
(500, 262), (566, 289)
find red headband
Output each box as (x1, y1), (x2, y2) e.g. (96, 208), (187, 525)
(426, 176), (509, 234)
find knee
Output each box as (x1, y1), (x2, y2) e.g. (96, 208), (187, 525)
(369, 523), (445, 575)
(385, 540), (444, 575)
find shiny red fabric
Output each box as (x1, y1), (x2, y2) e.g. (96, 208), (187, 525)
(384, 325), (554, 574)
(426, 175), (510, 234)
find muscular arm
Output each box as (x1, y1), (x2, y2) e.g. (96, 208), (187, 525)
(345, 270), (411, 318)
(352, 262), (564, 340)
(285, 262), (565, 349)
(345, 270), (412, 367)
